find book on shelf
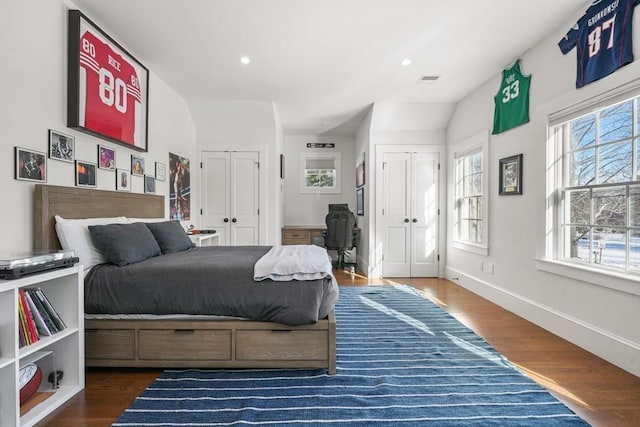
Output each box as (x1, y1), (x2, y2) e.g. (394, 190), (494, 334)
(17, 288), (66, 347)
(24, 291), (53, 337)
(25, 289), (59, 334)
(18, 290), (39, 346)
(34, 288), (67, 331)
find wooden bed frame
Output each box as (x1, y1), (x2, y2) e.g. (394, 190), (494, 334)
(33, 184), (336, 374)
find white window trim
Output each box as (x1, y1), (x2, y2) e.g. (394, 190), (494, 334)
(299, 152), (342, 194)
(450, 130), (490, 256)
(541, 78), (640, 295)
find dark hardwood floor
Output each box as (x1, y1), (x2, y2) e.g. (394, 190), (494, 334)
(37, 270), (640, 426)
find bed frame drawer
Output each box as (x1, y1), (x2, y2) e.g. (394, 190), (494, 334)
(86, 329), (136, 360)
(138, 329), (232, 360)
(236, 329), (328, 360)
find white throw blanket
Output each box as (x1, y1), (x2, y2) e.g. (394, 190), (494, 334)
(254, 245), (337, 286)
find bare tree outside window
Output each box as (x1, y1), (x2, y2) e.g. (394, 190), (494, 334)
(561, 97), (640, 272)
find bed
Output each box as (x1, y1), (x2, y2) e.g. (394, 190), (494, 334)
(33, 184), (337, 374)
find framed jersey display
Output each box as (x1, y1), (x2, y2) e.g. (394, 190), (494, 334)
(67, 10), (149, 152)
(558, 0), (640, 88)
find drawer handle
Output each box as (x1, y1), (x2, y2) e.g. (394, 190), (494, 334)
(174, 329), (195, 334)
(271, 329), (292, 333)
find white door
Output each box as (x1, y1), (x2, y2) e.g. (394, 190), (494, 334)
(201, 151), (260, 245)
(382, 151), (439, 277)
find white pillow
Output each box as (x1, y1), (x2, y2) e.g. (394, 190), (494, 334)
(54, 215), (129, 270)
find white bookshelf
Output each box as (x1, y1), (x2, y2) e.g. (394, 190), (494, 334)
(0, 265), (84, 427)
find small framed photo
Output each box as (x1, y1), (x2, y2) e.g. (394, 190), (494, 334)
(98, 145), (116, 170)
(356, 161), (365, 188)
(155, 161), (166, 181)
(48, 130), (74, 163)
(499, 154), (523, 196)
(280, 154), (285, 179)
(116, 168), (131, 192)
(75, 160), (97, 187)
(144, 175), (156, 193)
(15, 147), (47, 183)
(131, 155), (145, 176)
(356, 187), (364, 216)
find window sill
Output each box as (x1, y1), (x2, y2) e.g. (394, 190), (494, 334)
(451, 241), (489, 256)
(535, 258), (640, 296)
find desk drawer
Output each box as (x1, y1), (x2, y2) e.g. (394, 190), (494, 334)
(282, 230), (310, 245)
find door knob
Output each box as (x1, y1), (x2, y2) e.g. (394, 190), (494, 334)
(412, 218), (418, 223)
(224, 218), (229, 223)
(232, 218), (237, 223)
(404, 218), (410, 223)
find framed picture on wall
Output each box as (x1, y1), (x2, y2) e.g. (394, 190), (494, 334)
(155, 161), (166, 181)
(116, 168), (131, 191)
(356, 160), (365, 188)
(144, 175), (156, 193)
(98, 145), (116, 170)
(15, 147), (47, 183)
(499, 154), (523, 195)
(75, 160), (97, 187)
(67, 9), (149, 152)
(356, 187), (364, 216)
(131, 155), (145, 176)
(48, 130), (75, 163)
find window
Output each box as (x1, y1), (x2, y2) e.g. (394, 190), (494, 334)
(452, 131), (489, 255)
(299, 152), (341, 193)
(549, 91), (640, 275)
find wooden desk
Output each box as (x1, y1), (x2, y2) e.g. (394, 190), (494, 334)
(281, 226), (360, 245)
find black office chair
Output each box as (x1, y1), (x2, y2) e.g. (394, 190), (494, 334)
(324, 205), (356, 269)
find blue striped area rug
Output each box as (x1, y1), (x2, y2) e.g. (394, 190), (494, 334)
(113, 285), (590, 426)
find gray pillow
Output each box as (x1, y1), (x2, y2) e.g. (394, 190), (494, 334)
(89, 222), (161, 266)
(145, 221), (195, 254)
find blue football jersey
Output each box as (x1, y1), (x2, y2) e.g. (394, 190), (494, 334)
(559, 0), (640, 88)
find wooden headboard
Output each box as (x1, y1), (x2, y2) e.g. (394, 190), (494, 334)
(34, 184), (165, 250)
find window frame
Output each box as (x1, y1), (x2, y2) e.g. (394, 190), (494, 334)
(543, 81), (640, 293)
(451, 131), (490, 256)
(299, 152), (342, 194)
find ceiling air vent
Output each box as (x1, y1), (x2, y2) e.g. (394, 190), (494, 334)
(417, 75), (440, 84)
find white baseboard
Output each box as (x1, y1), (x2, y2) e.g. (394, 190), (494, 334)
(357, 254), (369, 276)
(446, 266), (640, 378)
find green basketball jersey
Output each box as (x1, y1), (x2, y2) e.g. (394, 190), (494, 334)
(492, 60), (531, 135)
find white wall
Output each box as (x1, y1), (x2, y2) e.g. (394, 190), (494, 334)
(354, 107), (373, 273)
(193, 100), (278, 244)
(0, 0), (196, 253)
(446, 12), (640, 376)
(284, 134), (356, 226)
(367, 102), (450, 278)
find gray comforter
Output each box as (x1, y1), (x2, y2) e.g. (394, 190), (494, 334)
(84, 246), (338, 326)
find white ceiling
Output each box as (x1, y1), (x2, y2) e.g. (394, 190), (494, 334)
(74, 0), (590, 135)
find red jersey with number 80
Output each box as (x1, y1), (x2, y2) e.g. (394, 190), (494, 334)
(79, 30), (141, 145)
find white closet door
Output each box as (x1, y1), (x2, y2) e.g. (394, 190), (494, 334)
(410, 152), (439, 277)
(202, 151), (230, 245)
(230, 151), (260, 246)
(382, 152), (411, 277)
(201, 151), (259, 246)
(382, 151), (439, 277)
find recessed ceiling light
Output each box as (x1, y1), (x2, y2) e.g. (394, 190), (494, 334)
(401, 59), (411, 66)
(240, 56), (251, 65)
